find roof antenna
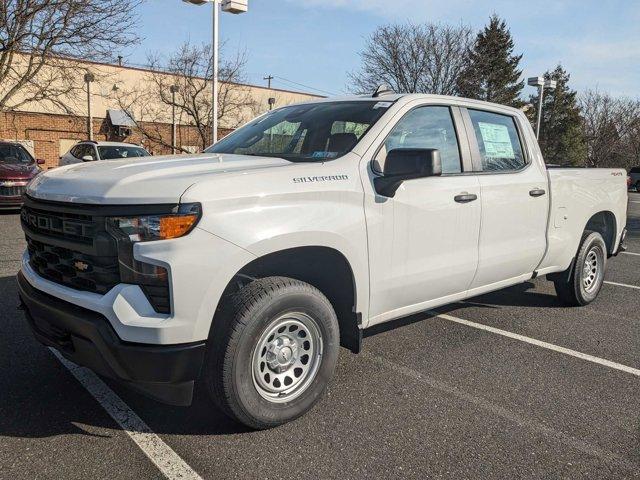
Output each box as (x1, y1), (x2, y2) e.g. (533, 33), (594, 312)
(372, 84), (394, 98)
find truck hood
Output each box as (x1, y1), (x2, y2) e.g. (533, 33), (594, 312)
(27, 153), (292, 204)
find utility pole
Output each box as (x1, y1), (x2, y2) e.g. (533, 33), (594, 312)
(170, 85), (180, 154)
(84, 72), (95, 140)
(264, 75), (274, 89)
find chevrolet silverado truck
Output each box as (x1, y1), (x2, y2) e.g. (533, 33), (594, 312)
(18, 93), (628, 429)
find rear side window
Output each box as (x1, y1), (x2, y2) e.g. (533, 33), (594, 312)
(468, 109), (525, 172)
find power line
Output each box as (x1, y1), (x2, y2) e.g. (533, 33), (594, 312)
(273, 76), (336, 96)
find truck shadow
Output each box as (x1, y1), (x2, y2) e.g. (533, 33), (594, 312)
(0, 273), (251, 439)
(365, 281), (561, 339)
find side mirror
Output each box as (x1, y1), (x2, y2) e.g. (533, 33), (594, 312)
(374, 148), (442, 197)
(36, 159), (45, 165)
(82, 155), (95, 162)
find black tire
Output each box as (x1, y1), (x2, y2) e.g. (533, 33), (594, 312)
(554, 230), (607, 306)
(204, 276), (340, 430)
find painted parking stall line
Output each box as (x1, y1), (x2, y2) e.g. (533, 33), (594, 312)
(428, 312), (640, 377)
(50, 349), (203, 480)
(621, 251), (640, 256)
(604, 280), (640, 290)
(365, 353), (638, 471)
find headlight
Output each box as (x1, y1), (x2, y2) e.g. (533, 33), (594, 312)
(105, 203), (201, 314)
(106, 203), (201, 242)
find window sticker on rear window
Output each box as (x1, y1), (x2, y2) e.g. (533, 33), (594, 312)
(373, 102), (393, 109)
(478, 122), (515, 159)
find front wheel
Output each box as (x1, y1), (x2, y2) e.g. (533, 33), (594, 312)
(204, 277), (340, 430)
(554, 230), (607, 306)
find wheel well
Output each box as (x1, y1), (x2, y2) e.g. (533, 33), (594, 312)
(217, 247), (362, 353)
(585, 211), (616, 255)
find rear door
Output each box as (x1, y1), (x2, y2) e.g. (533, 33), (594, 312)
(463, 108), (549, 290)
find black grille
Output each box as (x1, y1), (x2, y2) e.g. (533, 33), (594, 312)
(0, 185), (27, 196)
(27, 238), (119, 295)
(21, 197), (171, 314)
(21, 205), (95, 244)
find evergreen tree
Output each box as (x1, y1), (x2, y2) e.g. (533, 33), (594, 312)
(530, 65), (586, 166)
(457, 15), (524, 107)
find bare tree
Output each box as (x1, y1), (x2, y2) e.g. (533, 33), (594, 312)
(0, 0), (142, 113)
(579, 89), (640, 169)
(116, 42), (258, 151)
(349, 22), (473, 95)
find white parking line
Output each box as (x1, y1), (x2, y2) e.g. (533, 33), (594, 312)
(366, 353), (637, 470)
(428, 312), (640, 377)
(621, 251), (640, 256)
(604, 280), (640, 290)
(50, 349), (202, 480)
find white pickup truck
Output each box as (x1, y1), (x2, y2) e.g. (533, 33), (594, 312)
(18, 93), (628, 429)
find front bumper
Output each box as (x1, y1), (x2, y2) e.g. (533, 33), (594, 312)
(17, 271), (206, 406)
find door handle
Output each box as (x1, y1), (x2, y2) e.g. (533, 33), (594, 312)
(454, 193), (478, 203)
(529, 188), (546, 197)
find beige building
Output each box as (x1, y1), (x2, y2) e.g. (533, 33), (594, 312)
(0, 55), (321, 168)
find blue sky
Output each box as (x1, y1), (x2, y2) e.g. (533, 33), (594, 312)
(131, 0), (639, 98)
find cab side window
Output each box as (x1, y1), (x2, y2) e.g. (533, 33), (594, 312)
(468, 109), (526, 171)
(375, 106), (462, 174)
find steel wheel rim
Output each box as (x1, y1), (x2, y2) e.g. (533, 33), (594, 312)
(251, 312), (323, 403)
(582, 245), (604, 293)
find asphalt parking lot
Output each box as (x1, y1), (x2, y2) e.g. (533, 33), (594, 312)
(1, 194), (639, 480)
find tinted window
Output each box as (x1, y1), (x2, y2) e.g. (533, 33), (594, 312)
(630, 167), (640, 174)
(0, 144), (33, 164)
(376, 106), (461, 174)
(72, 144), (94, 159)
(207, 101), (388, 162)
(468, 109), (525, 171)
(98, 146), (149, 160)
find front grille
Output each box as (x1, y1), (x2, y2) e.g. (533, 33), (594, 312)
(0, 185), (27, 197)
(27, 238), (119, 294)
(21, 205), (94, 244)
(21, 197), (172, 314)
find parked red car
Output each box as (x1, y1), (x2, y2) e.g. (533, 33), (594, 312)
(0, 142), (44, 210)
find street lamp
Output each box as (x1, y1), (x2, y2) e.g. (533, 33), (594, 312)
(84, 72), (95, 140)
(182, 0), (248, 145)
(528, 76), (557, 139)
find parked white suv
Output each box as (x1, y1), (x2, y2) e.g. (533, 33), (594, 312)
(59, 141), (150, 166)
(19, 93), (627, 429)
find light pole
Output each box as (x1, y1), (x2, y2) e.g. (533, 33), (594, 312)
(528, 76), (557, 139)
(84, 72), (95, 140)
(182, 0), (248, 145)
(170, 85), (180, 153)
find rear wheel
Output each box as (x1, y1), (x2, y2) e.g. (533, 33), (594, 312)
(554, 230), (607, 306)
(204, 277), (340, 429)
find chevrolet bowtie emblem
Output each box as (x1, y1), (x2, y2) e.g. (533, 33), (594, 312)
(74, 261), (89, 272)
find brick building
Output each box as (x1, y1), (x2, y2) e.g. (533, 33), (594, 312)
(0, 57), (321, 169)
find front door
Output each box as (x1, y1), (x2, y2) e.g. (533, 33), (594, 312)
(364, 105), (482, 324)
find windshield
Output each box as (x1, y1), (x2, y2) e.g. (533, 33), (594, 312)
(98, 146), (150, 160)
(0, 144), (34, 165)
(206, 101), (391, 162)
